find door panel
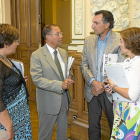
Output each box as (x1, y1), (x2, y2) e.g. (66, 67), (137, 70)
(10, 0), (41, 101)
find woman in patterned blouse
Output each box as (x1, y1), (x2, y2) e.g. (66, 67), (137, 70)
(0, 24), (32, 140)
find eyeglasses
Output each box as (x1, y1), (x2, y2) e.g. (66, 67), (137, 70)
(14, 40), (19, 43)
(48, 32), (63, 36)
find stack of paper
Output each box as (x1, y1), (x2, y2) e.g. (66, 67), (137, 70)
(103, 54), (118, 77)
(67, 56), (75, 78)
(11, 59), (24, 76)
(0, 130), (7, 139)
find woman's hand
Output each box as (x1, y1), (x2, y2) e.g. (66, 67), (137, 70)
(24, 76), (28, 83)
(103, 79), (115, 94)
(104, 84), (113, 94)
(106, 78), (115, 86)
(0, 109), (14, 140)
(3, 124), (14, 140)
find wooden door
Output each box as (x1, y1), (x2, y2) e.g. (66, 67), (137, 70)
(10, 0), (42, 101)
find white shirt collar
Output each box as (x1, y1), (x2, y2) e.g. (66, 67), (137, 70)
(46, 43), (58, 55)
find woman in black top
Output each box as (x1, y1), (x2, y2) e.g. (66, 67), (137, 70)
(0, 24), (32, 140)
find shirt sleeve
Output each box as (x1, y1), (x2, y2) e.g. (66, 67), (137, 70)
(0, 61), (6, 112)
(89, 77), (95, 85)
(128, 59), (140, 102)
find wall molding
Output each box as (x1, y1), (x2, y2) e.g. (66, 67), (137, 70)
(0, 0), (3, 23)
(71, 0), (85, 45)
(74, 0), (83, 35)
(0, 0), (11, 24)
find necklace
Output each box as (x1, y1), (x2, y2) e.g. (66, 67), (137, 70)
(0, 54), (13, 67)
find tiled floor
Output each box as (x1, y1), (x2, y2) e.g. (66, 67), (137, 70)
(29, 100), (70, 140)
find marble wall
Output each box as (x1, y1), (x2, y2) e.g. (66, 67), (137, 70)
(70, 0), (140, 45)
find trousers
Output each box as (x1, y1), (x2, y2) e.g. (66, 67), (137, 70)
(88, 92), (114, 140)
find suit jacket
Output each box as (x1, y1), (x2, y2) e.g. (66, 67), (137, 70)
(30, 44), (70, 115)
(80, 30), (125, 103)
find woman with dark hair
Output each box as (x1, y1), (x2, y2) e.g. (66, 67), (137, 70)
(0, 24), (32, 140)
(105, 27), (140, 140)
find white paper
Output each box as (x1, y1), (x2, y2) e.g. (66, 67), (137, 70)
(105, 63), (129, 88)
(11, 59), (24, 76)
(67, 56), (75, 78)
(105, 62), (132, 102)
(103, 54), (118, 77)
(0, 130), (7, 139)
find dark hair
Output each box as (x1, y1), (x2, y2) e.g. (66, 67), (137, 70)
(94, 10), (114, 29)
(120, 27), (140, 55)
(0, 24), (19, 48)
(43, 24), (58, 40)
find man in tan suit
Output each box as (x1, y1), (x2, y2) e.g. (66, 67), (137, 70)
(30, 24), (74, 140)
(80, 10), (125, 140)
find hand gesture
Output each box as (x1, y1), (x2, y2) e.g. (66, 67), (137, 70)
(62, 79), (74, 89)
(103, 79), (115, 94)
(106, 78), (114, 86)
(91, 87), (99, 96)
(91, 80), (104, 95)
(104, 84), (113, 94)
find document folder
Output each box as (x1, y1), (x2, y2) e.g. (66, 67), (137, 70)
(105, 63), (132, 102)
(105, 64), (129, 88)
(11, 59), (24, 76)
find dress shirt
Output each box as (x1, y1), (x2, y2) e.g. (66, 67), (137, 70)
(126, 56), (140, 102)
(89, 30), (111, 84)
(46, 44), (66, 79)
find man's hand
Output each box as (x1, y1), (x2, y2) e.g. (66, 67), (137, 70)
(91, 87), (99, 96)
(68, 74), (72, 80)
(62, 79), (74, 89)
(91, 80), (104, 94)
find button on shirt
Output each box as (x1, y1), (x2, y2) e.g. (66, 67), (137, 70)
(89, 30), (111, 84)
(46, 44), (66, 79)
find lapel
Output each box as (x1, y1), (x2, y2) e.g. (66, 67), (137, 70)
(43, 45), (61, 78)
(101, 30), (117, 66)
(104, 30), (116, 53)
(92, 35), (98, 70)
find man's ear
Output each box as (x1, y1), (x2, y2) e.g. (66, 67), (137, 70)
(105, 22), (110, 29)
(4, 44), (7, 48)
(45, 35), (48, 40)
(46, 35), (49, 40)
